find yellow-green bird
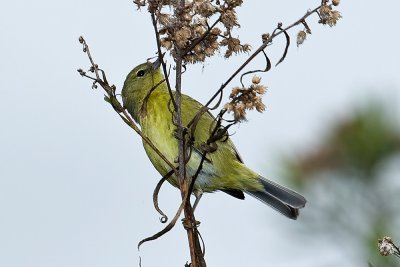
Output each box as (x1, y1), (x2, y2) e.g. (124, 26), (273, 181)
(122, 60), (306, 219)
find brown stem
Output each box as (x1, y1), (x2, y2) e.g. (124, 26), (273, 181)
(172, 0), (206, 265)
(175, 43), (207, 267)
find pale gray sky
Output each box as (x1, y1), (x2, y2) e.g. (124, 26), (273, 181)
(1, 1), (399, 267)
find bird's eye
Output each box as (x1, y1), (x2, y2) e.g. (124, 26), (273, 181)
(136, 70), (145, 77)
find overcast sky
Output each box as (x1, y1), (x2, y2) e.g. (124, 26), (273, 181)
(1, 1), (400, 267)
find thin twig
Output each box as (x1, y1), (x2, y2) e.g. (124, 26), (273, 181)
(181, 17), (222, 56)
(153, 170), (174, 223)
(150, 12), (177, 110)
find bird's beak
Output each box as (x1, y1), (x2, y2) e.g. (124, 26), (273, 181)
(152, 57), (161, 70)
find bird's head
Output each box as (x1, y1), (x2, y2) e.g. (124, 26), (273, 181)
(121, 59), (164, 121)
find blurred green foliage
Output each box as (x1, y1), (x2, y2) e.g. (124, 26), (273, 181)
(283, 101), (400, 266)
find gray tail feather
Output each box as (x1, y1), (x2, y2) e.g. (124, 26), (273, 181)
(245, 176), (306, 220)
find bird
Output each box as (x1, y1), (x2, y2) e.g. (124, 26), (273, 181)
(121, 59), (306, 219)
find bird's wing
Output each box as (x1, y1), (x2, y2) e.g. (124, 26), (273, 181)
(180, 94), (244, 164)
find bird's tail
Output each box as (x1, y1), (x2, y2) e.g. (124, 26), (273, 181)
(245, 176), (306, 220)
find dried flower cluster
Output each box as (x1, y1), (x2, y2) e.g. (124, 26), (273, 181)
(378, 236), (400, 257)
(136, 0), (250, 63)
(295, 0), (341, 47)
(318, 1), (342, 27)
(296, 30), (307, 47)
(224, 75), (267, 121)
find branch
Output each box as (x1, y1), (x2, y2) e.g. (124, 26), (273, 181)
(202, 5), (323, 110)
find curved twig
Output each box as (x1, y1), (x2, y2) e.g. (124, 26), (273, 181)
(239, 50), (271, 87)
(153, 170), (174, 223)
(138, 188), (190, 249)
(275, 24), (291, 67)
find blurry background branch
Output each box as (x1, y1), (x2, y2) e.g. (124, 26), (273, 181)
(282, 100), (400, 267)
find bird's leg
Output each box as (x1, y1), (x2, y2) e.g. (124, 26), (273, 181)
(181, 179), (203, 230)
(192, 191), (203, 211)
(181, 191), (202, 230)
